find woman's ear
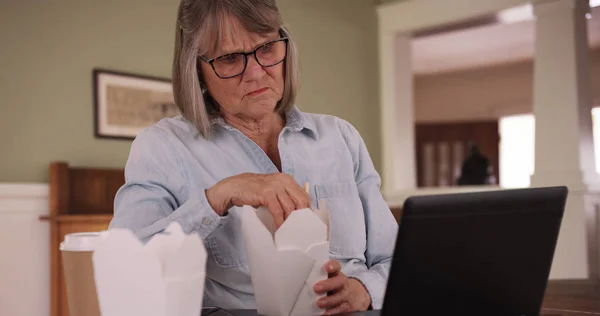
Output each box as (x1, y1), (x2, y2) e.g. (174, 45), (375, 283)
(195, 63), (220, 114)
(205, 94), (220, 115)
(196, 66), (208, 93)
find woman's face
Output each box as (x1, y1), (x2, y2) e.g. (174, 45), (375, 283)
(200, 19), (285, 121)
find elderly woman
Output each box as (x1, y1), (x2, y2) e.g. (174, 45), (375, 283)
(110, 0), (398, 313)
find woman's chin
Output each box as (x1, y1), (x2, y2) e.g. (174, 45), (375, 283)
(243, 101), (278, 118)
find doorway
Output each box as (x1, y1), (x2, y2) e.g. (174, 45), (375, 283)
(415, 121), (500, 187)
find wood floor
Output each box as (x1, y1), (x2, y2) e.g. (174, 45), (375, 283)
(541, 282), (600, 315)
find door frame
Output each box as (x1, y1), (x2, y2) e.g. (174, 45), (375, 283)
(376, 0), (529, 198)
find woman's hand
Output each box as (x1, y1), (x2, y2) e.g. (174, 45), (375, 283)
(206, 173), (311, 227)
(314, 260), (372, 315)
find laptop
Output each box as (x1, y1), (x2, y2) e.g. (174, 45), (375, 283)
(381, 186), (568, 316)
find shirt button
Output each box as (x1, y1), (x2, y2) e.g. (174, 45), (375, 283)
(203, 217), (212, 225)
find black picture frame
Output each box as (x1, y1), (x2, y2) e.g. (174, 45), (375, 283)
(93, 68), (178, 140)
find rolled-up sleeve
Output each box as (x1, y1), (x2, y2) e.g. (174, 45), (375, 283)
(341, 120), (399, 309)
(110, 127), (223, 243)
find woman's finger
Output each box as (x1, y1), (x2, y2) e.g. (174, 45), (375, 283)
(276, 191), (297, 219)
(325, 260), (342, 275)
(324, 302), (352, 315)
(317, 289), (345, 309)
(314, 273), (346, 294)
(285, 186), (310, 210)
(283, 179), (311, 209)
(266, 195), (285, 228)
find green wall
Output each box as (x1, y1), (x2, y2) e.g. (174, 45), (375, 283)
(0, 0), (380, 183)
(377, 0), (407, 4)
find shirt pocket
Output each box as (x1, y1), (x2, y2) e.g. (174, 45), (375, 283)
(205, 211), (248, 269)
(315, 181), (367, 256)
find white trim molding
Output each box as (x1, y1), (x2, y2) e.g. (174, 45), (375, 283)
(377, 0), (530, 34)
(0, 183), (49, 215)
(0, 183), (48, 198)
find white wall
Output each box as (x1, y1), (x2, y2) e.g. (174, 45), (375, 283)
(0, 184), (49, 316)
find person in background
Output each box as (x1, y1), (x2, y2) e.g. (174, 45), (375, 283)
(109, 0), (398, 314)
(457, 143), (492, 185)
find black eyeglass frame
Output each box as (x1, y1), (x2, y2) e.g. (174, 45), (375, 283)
(199, 37), (289, 79)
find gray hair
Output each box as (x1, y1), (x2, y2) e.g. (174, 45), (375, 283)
(172, 0), (300, 138)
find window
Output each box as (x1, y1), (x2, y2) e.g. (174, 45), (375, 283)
(500, 107), (600, 188)
(499, 114), (535, 188)
(593, 107), (600, 173)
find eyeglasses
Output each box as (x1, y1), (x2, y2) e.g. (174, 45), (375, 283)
(199, 37), (289, 79)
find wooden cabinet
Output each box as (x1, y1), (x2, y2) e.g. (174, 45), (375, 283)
(40, 162), (122, 316)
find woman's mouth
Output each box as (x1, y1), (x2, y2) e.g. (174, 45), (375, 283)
(247, 87), (269, 96)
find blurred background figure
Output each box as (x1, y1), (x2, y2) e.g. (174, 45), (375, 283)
(457, 143), (492, 185)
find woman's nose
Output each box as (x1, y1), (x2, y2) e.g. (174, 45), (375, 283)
(243, 55), (266, 80)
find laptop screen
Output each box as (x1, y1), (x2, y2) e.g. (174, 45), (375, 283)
(382, 186), (567, 316)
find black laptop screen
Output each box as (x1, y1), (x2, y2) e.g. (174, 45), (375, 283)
(381, 186), (567, 316)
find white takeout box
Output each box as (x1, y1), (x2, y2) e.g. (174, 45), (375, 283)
(92, 222), (207, 316)
(241, 206), (330, 316)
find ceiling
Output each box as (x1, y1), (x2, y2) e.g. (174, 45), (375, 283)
(411, 6), (600, 75)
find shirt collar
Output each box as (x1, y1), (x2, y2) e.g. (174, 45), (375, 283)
(210, 105), (319, 140)
(286, 106), (319, 139)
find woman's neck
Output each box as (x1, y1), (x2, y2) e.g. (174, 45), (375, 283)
(223, 111), (285, 153)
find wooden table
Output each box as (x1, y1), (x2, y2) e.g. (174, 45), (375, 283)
(202, 309), (598, 315)
(201, 310), (380, 316)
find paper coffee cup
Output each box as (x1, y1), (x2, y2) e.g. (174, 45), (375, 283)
(60, 232), (104, 316)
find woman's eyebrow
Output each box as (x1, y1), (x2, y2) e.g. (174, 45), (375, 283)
(214, 34), (279, 57)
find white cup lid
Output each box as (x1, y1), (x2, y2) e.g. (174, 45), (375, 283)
(60, 232), (105, 251)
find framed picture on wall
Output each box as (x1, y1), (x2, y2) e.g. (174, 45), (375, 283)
(93, 68), (179, 140)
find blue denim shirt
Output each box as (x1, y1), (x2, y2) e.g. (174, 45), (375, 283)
(109, 106), (398, 310)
